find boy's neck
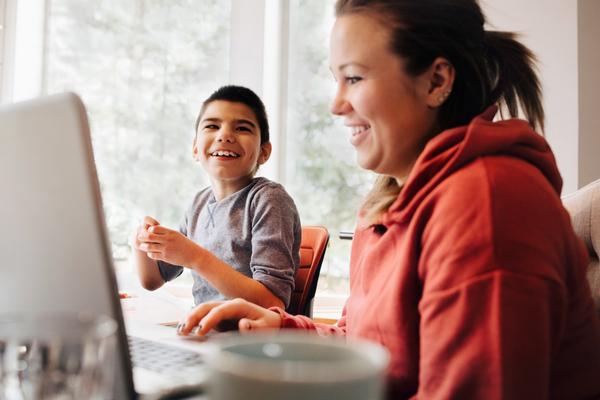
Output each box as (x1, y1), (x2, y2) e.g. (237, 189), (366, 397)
(210, 176), (256, 201)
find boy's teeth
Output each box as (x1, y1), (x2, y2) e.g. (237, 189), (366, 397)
(212, 150), (239, 157)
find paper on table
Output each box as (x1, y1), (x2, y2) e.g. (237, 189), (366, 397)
(121, 292), (192, 326)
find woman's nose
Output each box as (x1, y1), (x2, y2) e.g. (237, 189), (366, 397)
(330, 89), (351, 116)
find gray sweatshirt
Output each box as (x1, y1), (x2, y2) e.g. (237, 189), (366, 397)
(157, 177), (301, 307)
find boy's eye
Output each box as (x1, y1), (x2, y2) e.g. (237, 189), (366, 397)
(203, 124), (219, 130)
(345, 76), (362, 85)
(236, 126), (252, 132)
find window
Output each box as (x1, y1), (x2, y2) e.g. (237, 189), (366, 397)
(5, 0), (370, 311)
(285, 0), (374, 298)
(44, 0), (231, 260)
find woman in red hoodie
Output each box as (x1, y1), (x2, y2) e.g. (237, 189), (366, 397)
(181, 0), (600, 397)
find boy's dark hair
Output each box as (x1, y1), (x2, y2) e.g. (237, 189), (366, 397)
(195, 85), (270, 145)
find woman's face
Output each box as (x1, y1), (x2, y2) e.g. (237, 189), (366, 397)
(329, 13), (438, 181)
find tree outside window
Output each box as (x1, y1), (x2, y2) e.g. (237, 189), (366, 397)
(44, 0), (231, 260)
(286, 0), (375, 296)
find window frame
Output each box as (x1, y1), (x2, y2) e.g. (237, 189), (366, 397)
(0, 0), (291, 181)
(1, 0), (347, 317)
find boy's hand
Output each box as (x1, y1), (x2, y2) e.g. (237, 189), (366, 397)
(130, 216), (159, 251)
(178, 298), (283, 336)
(137, 224), (203, 269)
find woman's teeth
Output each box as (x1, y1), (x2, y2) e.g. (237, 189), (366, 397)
(351, 125), (370, 135)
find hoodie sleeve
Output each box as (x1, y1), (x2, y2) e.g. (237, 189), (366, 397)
(269, 307), (348, 336)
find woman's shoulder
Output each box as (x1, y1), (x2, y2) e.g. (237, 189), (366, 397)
(425, 154), (570, 258)
(418, 155), (574, 291)
(419, 154), (567, 253)
(433, 154), (560, 212)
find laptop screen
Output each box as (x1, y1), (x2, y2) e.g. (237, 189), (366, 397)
(0, 93), (135, 399)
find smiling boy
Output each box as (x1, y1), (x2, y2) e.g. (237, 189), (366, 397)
(132, 86), (301, 309)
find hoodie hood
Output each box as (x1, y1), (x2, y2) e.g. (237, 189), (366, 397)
(381, 107), (562, 226)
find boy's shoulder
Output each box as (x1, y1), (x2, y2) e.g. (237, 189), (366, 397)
(248, 177), (293, 200)
(250, 176), (285, 192)
(193, 185), (213, 202)
(248, 177), (298, 212)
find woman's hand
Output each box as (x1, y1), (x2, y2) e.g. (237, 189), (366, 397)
(179, 298), (283, 336)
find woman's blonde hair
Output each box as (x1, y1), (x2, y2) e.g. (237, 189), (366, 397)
(361, 176), (401, 225)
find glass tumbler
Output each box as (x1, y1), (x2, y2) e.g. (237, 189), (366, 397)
(0, 313), (117, 400)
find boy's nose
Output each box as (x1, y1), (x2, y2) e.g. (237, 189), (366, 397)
(216, 127), (235, 143)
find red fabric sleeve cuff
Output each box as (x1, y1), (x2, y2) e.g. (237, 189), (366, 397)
(269, 307), (308, 329)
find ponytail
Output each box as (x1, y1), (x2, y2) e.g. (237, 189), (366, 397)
(484, 31), (545, 132)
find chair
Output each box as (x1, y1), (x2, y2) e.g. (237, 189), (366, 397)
(562, 178), (600, 316)
(287, 226), (330, 317)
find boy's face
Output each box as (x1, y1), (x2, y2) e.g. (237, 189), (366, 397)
(193, 100), (271, 190)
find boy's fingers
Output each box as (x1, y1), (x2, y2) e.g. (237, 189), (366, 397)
(146, 251), (162, 260)
(140, 243), (162, 252)
(137, 231), (153, 242)
(139, 232), (165, 243)
(143, 216), (160, 226)
(148, 225), (171, 235)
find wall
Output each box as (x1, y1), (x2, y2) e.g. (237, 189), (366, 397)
(0, 0), (5, 97)
(482, 0), (581, 194)
(578, 0), (600, 189)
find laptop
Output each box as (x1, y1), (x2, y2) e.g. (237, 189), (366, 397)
(0, 92), (210, 398)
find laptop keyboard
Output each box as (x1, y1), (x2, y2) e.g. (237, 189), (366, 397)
(128, 335), (205, 373)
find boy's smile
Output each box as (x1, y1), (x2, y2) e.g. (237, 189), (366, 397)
(193, 100), (271, 200)
(210, 150), (240, 158)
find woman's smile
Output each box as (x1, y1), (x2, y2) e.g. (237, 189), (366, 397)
(348, 124), (371, 147)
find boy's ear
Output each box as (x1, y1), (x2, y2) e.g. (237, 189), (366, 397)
(192, 136), (200, 161)
(257, 142), (272, 165)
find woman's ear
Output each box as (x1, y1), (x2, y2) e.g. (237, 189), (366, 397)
(257, 142), (272, 165)
(424, 57), (455, 108)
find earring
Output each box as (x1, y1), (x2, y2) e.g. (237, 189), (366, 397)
(438, 90), (451, 105)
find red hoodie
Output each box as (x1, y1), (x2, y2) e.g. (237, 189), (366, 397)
(273, 109), (600, 399)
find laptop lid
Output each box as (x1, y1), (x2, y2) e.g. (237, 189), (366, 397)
(0, 92), (136, 400)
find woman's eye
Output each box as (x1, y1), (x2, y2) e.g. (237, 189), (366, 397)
(346, 76), (362, 85)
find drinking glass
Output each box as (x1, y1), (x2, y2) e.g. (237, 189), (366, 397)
(0, 313), (117, 400)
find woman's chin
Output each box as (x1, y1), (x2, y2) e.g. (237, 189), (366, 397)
(356, 154), (379, 173)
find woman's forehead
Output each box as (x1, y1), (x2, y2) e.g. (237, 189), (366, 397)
(330, 14), (392, 66)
